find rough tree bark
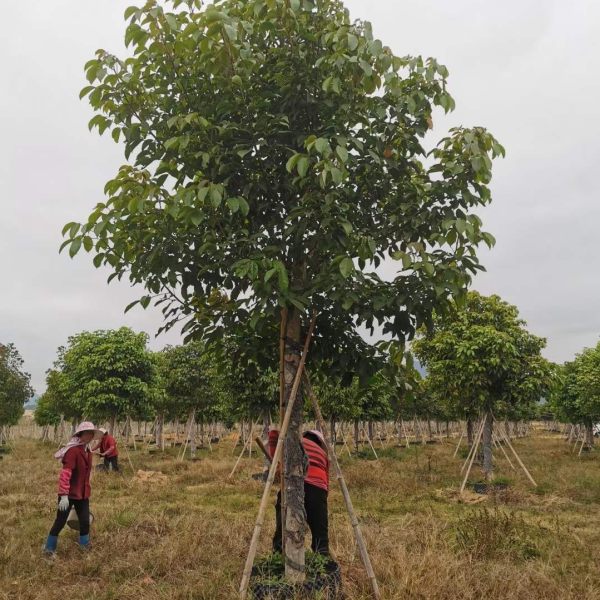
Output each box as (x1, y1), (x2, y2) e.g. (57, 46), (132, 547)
(282, 309), (307, 582)
(155, 413), (164, 450)
(467, 418), (474, 448)
(585, 422), (595, 449)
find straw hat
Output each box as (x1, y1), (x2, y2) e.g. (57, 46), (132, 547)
(74, 421), (103, 440)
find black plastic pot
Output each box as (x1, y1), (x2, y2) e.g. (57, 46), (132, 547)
(250, 558), (342, 600)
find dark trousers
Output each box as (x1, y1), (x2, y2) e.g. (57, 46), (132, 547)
(273, 483), (329, 555)
(49, 497), (90, 536)
(104, 456), (119, 471)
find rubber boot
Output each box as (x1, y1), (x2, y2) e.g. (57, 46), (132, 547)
(79, 534), (90, 550)
(43, 535), (58, 556)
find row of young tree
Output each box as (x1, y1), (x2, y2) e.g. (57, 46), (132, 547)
(0, 343), (33, 445)
(549, 341), (600, 449)
(30, 292), (557, 474)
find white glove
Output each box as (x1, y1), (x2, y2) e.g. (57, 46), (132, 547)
(58, 495), (70, 512)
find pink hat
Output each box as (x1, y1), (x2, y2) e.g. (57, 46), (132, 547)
(75, 421), (103, 439)
(306, 429), (326, 445)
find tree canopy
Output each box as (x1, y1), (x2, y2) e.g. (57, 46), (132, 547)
(54, 328), (155, 429)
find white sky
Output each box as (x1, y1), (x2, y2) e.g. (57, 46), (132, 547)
(1, 0), (599, 393)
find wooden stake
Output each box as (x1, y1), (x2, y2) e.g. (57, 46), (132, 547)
(361, 427), (379, 461)
(255, 437), (272, 464)
(493, 433), (515, 470)
(460, 414), (486, 494)
(496, 425), (537, 487)
(239, 314), (316, 600)
(461, 418), (485, 474)
(229, 419), (259, 480)
(304, 373), (381, 600)
(453, 430), (464, 458)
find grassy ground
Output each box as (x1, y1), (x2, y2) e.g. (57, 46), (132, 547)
(2, 429), (600, 600)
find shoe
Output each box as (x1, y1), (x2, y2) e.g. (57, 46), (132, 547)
(79, 534), (91, 551)
(41, 545), (57, 560)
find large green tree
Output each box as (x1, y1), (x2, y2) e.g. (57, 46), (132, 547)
(414, 292), (552, 480)
(56, 328), (155, 433)
(0, 343), (34, 444)
(64, 0), (503, 577)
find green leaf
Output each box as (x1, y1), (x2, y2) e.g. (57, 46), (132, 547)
(93, 253), (104, 268)
(315, 138), (330, 155)
(79, 85), (94, 100)
(83, 237), (93, 252)
(210, 186), (222, 207)
(227, 197), (240, 213)
(286, 153), (301, 173)
(340, 221), (352, 235)
(335, 145), (348, 163)
(69, 238), (82, 258)
(276, 262), (289, 291)
(339, 257), (354, 278)
(165, 14), (178, 31)
(297, 156), (309, 177)
(140, 295), (151, 309)
(264, 268), (277, 283)
(238, 197), (250, 216)
(347, 33), (358, 51)
(124, 6), (138, 20)
(124, 299), (140, 313)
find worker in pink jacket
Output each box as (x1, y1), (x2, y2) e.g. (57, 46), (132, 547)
(43, 421), (102, 556)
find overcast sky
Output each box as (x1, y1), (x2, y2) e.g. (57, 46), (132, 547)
(1, 0), (599, 394)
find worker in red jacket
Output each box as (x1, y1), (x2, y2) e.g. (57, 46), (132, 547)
(43, 421), (102, 556)
(95, 428), (119, 472)
(268, 428), (330, 555)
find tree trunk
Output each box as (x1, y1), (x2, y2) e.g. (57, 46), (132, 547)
(155, 414), (164, 450)
(353, 419), (360, 453)
(109, 414), (117, 436)
(467, 418), (474, 447)
(482, 411), (494, 481)
(330, 415), (336, 446)
(189, 411), (197, 458)
(282, 309), (306, 582)
(585, 422), (595, 449)
(368, 421), (374, 442)
(125, 416), (131, 444)
(427, 420), (433, 440)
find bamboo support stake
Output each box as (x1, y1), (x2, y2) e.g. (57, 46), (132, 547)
(460, 414), (486, 494)
(229, 418), (259, 480)
(497, 426), (537, 487)
(363, 428), (379, 461)
(239, 315), (316, 600)
(461, 418), (485, 474)
(453, 431), (464, 458)
(493, 433), (515, 470)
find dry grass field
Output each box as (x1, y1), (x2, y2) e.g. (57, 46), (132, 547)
(2, 429), (600, 600)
